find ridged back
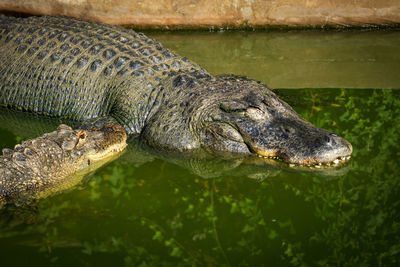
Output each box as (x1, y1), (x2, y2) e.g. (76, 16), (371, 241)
(0, 15), (205, 129)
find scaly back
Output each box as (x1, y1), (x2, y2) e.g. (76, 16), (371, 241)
(0, 15), (205, 132)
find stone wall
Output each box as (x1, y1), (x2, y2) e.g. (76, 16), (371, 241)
(0, 0), (399, 27)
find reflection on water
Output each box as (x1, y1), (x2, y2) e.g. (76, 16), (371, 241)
(0, 88), (399, 266)
(148, 30), (400, 89)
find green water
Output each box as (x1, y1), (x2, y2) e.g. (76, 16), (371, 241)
(150, 30), (400, 89)
(0, 30), (400, 266)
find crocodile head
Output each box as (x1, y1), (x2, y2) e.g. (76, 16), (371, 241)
(203, 75), (352, 165)
(142, 74), (352, 166)
(56, 123), (127, 174)
(0, 123), (127, 206)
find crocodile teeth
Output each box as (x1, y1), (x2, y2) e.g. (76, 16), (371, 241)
(255, 153), (350, 168)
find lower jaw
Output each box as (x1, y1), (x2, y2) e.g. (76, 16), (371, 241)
(254, 151), (351, 167)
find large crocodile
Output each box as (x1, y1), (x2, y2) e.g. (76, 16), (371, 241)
(0, 123), (127, 206)
(0, 15), (352, 165)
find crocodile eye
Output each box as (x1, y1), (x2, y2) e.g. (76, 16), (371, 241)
(78, 130), (87, 139)
(219, 104), (246, 114)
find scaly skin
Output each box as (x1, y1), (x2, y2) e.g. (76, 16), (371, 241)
(0, 123), (127, 206)
(0, 15), (352, 165)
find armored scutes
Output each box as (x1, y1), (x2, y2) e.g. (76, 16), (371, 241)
(0, 15), (352, 165)
(0, 123), (127, 206)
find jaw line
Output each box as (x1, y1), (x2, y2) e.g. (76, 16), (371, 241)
(251, 146), (351, 166)
(251, 146), (281, 159)
(76, 143), (127, 174)
(86, 142), (127, 162)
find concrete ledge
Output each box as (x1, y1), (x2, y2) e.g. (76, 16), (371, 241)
(0, 0), (400, 27)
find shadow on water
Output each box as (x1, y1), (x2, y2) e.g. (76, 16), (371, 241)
(0, 88), (399, 266)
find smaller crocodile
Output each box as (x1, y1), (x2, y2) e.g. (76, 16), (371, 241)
(0, 123), (127, 206)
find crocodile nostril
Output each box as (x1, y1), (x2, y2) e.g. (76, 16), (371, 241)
(280, 126), (295, 134)
(322, 134), (337, 146)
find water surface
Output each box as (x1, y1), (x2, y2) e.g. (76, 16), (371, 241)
(0, 30), (399, 266)
(150, 30), (400, 89)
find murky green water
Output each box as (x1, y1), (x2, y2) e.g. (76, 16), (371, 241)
(1, 31), (400, 266)
(150, 30), (400, 89)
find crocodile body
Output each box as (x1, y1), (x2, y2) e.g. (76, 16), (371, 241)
(0, 123), (127, 206)
(0, 15), (352, 165)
